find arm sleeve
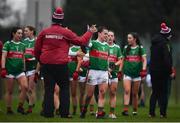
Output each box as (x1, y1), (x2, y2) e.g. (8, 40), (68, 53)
(64, 29), (93, 46)
(2, 42), (9, 52)
(34, 31), (44, 62)
(140, 46), (147, 57)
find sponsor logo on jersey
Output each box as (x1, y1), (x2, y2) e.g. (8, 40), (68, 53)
(7, 51), (23, 59)
(45, 34), (63, 39)
(90, 49), (108, 60)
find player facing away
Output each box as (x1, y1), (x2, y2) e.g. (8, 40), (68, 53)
(107, 31), (123, 119)
(1, 27), (28, 114)
(23, 26), (37, 114)
(80, 26), (109, 119)
(122, 32), (147, 116)
(68, 45), (86, 115)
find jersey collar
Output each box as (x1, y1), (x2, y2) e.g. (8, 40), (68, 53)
(108, 43), (115, 47)
(11, 40), (21, 44)
(131, 45), (139, 49)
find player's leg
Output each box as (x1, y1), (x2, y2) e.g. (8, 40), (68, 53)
(96, 82), (108, 118)
(54, 84), (60, 115)
(109, 78), (118, 119)
(5, 77), (14, 114)
(80, 69), (97, 118)
(80, 84), (95, 118)
(122, 75), (132, 116)
(70, 79), (78, 115)
(78, 77), (86, 112)
(139, 81), (145, 107)
(26, 71), (36, 113)
(16, 73), (28, 114)
(96, 70), (108, 118)
(132, 80), (141, 115)
(89, 95), (95, 115)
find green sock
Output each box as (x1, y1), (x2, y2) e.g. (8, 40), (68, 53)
(98, 107), (104, 112)
(110, 107), (115, 113)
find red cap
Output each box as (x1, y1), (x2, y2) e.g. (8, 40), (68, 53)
(160, 22), (171, 34)
(52, 7), (64, 20)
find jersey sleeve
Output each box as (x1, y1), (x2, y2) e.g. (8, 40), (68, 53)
(2, 41), (9, 52)
(68, 48), (77, 56)
(140, 46), (146, 57)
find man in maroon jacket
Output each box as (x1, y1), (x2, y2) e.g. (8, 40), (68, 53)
(34, 7), (97, 118)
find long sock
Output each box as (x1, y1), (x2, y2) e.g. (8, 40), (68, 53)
(90, 104), (94, 112)
(84, 96), (91, 110)
(110, 107), (115, 114)
(18, 102), (23, 108)
(28, 105), (33, 110)
(73, 105), (77, 113)
(80, 105), (84, 112)
(123, 105), (129, 112)
(133, 107), (137, 112)
(98, 107), (104, 113)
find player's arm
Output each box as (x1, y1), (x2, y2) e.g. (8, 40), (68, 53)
(64, 25), (97, 46)
(1, 51), (7, 68)
(142, 56), (147, 70)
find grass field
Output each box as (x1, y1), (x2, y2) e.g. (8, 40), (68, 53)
(0, 80), (179, 122)
(0, 99), (180, 122)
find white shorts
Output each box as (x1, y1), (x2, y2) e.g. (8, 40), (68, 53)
(123, 74), (141, 82)
(87, 69), (109, 85)
(69, 76), (86, 83)
(26, 70), (35, 77)
(6, 72), (26, 79)
(109, 78), (118, 84)
(79, 76), (86, 83)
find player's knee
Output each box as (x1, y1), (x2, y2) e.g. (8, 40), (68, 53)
(110, 90), (116, 97)
(124, 89), (130, 95)
(132, 92), (138, 98)
(99, 89), (106, 96)
(21, 84), (28, 92)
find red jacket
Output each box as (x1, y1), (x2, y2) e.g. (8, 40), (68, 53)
(34, 24), (93, 64)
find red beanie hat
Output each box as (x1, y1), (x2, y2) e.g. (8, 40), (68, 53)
(52, 7), (64, 20)
(160, 23), (171, 34)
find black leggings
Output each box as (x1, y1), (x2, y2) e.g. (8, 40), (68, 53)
(41, 64), (70, 117)
(149, 71), (169, 115)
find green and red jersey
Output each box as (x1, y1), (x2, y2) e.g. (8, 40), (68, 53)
(68, 45), (80, 77)
(108, 43), (123, 78)
(123, 45), (146, 78)
(3, 40), (25, 75)
(89, 40), (109, 71)
(23, 38), (37, 71)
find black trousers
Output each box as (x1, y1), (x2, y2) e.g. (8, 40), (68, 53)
(149, 71), (169, 115)
(41, 64), (70, 117)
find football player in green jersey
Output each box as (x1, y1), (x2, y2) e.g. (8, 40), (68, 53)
(80, 26), (109, 119)
(107, 31), (123, 119)
(23, 26), (37, 113)
(1, 27), (28, 114)
(68, 45), (86, 115)
(122, 32), (147, 116)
